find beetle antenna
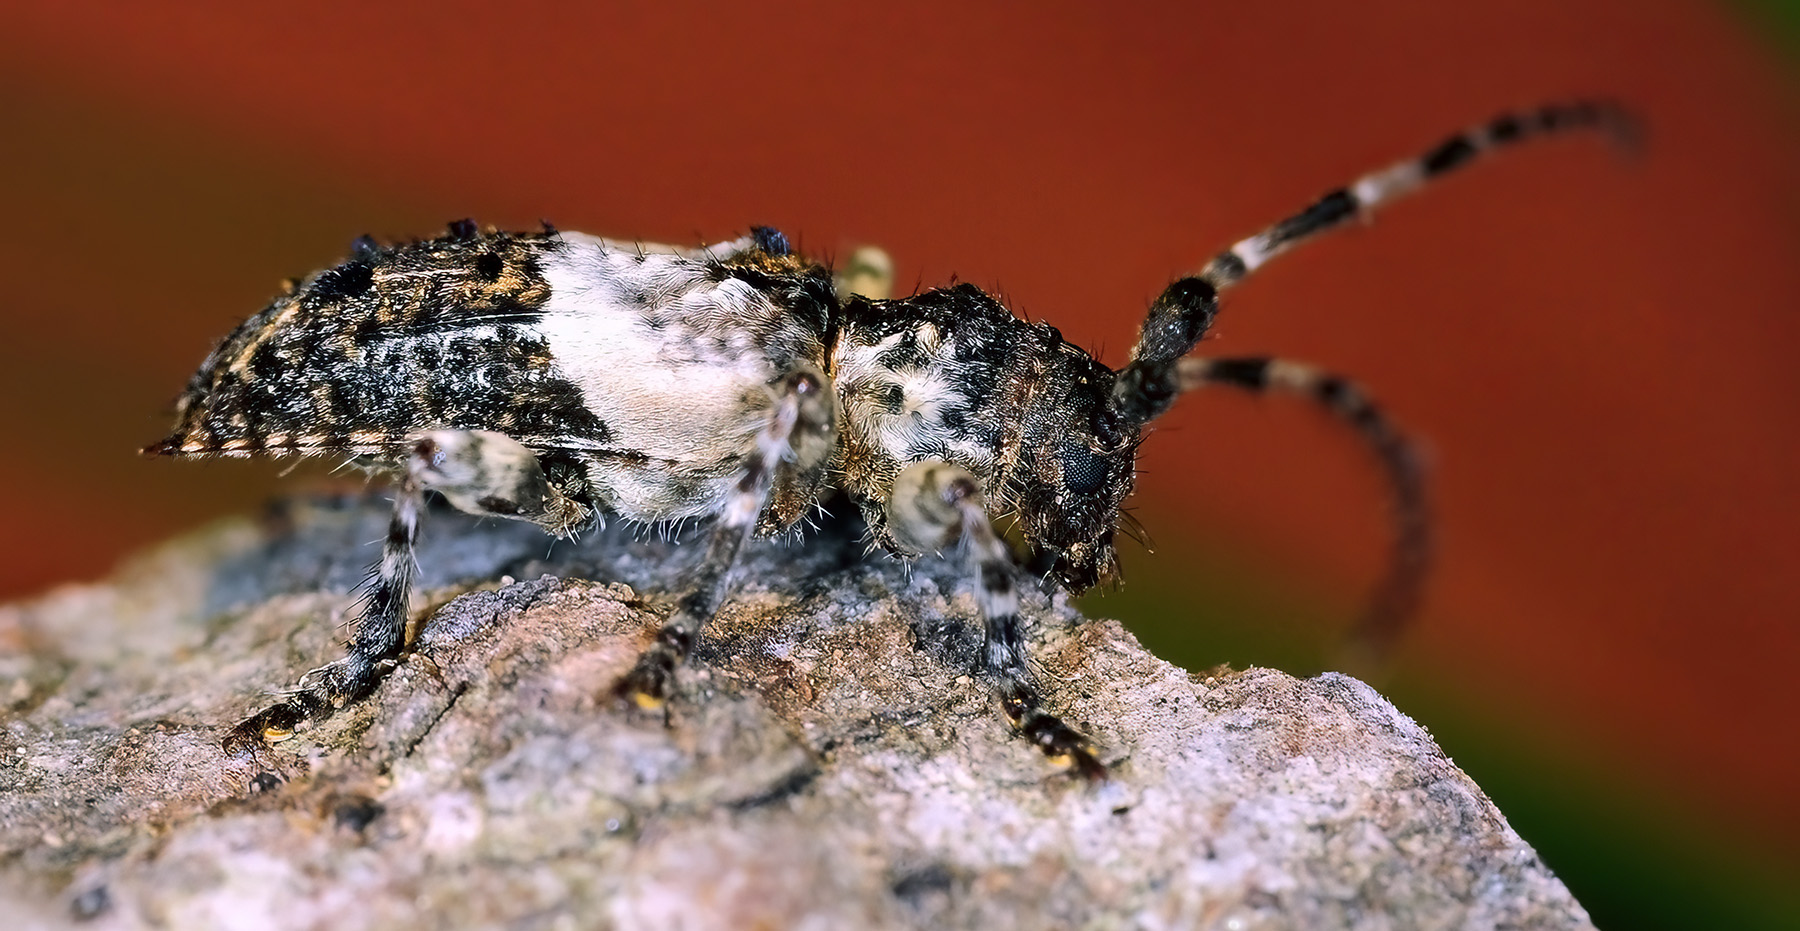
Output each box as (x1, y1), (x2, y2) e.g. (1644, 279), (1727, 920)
(1111, 100), (1636, 430)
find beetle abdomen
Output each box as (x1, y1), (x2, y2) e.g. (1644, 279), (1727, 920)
(149, 228), (612, 460)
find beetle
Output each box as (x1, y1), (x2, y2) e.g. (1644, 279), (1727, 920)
(150, 102), (1631, 778)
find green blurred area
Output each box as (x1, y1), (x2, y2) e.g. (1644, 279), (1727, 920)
(1082, 539), (1800, 931)
(1740, 0), (1800, 52)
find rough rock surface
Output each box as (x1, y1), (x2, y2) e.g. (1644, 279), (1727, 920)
(0, 494), (1594, 930)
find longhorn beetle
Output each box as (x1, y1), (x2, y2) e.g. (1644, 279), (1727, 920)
(150, 102), (1633, 778)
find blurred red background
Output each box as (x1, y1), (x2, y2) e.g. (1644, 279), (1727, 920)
(1, 2), (1794, 927)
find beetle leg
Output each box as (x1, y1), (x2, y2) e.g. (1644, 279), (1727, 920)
(834, 245), (894, 301)
(889, 461), (1107, 780)
(411, 429), (591, 536)
(615, 364), (836, 708)
(226, 468), (425, 751)
(226, 430), (589, 751)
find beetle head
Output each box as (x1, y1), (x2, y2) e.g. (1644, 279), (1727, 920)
(1010, 350), (1139, 591)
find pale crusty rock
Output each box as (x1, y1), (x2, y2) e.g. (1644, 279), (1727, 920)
(0, 495), (1594, 930)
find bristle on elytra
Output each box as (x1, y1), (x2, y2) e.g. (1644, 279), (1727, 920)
(141, 431), (361, 459)
(139, 436), (183, 458)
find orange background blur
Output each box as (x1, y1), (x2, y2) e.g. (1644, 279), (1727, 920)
(1, 3), (1795, 927)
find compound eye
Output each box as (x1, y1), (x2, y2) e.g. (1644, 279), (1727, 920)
(1059, 442), (1110, 496)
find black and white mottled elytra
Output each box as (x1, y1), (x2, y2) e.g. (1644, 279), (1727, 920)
(151, 101), (1635, 777)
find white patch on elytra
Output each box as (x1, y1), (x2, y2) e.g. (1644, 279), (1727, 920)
(533, 234), (823, 521)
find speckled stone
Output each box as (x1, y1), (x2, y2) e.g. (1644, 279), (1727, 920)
(0, 495), (1593, 930)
